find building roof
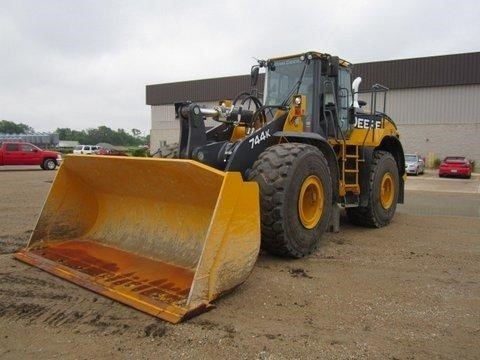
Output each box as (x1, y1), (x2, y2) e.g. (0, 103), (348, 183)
(353, 52), (480, 90)
(146, 75), (254, 106)
(146, 52), (480, 106)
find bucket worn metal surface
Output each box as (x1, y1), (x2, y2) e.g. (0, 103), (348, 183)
(15, 155), (260, 323)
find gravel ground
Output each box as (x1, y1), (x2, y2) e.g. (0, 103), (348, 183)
(0, 167), (479, 359)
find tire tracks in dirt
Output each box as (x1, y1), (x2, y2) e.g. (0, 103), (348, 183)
(0, 235), (168, 339)
(0, 269), (168, 338)
(0, 231), (31, 254)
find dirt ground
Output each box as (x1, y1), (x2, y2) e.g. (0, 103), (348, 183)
(0, 168), (479, 359)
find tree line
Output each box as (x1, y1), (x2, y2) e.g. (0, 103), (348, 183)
(56, 126), (148, 146)
(1, 120), (148, 147)
(0, 120), (33, 134)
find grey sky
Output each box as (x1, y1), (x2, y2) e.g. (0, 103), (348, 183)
(1, 0), (478, 134)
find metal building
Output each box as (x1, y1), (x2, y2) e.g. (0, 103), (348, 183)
(0, 132), (59, 148)
(146, 52), (480, 166)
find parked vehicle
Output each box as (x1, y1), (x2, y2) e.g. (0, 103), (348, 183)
(94, 148), (127, 156)
(0, 142), (62, 170)
(405, 154), (425, 175)
(73, 145), (100, 154)
(438, 156), (472, 178)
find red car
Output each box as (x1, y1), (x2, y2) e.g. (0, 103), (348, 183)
(94, 147), (127, 156)
(438, 156), (472, 178)
(0, 142), (62, 170)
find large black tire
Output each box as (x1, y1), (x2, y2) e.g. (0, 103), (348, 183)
(346, 150), (399, 228)
(248, 143), (332, 258)
(43, 158), (57, 170)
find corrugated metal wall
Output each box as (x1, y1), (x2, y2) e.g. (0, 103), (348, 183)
(398, 123), (480, 169)
(150, 105), (179, 147)
(358, 84), (480, 125)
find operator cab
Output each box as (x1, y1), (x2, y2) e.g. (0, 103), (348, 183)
(260, 52), (355, 139)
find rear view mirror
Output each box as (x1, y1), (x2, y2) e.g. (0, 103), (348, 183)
(250, 65), (260, 87)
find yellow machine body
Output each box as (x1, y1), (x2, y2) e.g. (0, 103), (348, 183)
(15, 155), (260, 323)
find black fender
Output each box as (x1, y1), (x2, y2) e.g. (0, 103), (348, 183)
(377, 135), (405, 204)
(224, 115), (287, 176)
(273, 131), (340, 203)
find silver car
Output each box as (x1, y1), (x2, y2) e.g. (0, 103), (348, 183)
(405, 154), (425, 175)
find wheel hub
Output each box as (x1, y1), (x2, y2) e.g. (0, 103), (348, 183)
(380, 172), (395, 209)
(298, 175), (323, 229)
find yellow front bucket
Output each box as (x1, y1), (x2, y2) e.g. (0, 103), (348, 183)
(15, 155), (260, 323)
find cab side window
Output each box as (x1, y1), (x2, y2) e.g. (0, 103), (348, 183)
(6, 144), (18, 151)
(338, 68), (352, 132)
(21, 144), (35, 152)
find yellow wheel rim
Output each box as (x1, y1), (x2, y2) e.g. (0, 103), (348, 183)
(298, 175), (323, 229)
(380, 172), (395, 209)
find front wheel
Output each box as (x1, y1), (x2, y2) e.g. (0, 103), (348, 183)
(43, 158), (57, 170)
(249, 143), (332, 258)
(346, 150), (399, 228)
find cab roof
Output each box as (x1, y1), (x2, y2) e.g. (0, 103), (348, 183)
(267, 51), (351, 68)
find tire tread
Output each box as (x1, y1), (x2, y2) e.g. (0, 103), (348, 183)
(249, 143), (332, 257)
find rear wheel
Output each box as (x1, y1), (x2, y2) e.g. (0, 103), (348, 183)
(346, 150), (399, 227)
(249, 143), (332, 258)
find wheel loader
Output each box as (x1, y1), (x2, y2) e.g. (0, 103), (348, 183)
(15, 51), (405, 323)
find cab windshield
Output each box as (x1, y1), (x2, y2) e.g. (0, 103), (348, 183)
(264, 58), (314, 117)
(405, 155), (418, 162)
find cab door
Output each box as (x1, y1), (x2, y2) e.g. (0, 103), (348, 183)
(3, 143), (21, 165)
(20, 143), (42, 165)
(337, 68), (352, 135)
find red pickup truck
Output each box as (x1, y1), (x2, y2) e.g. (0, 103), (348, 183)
(0, 142), (62, 170)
